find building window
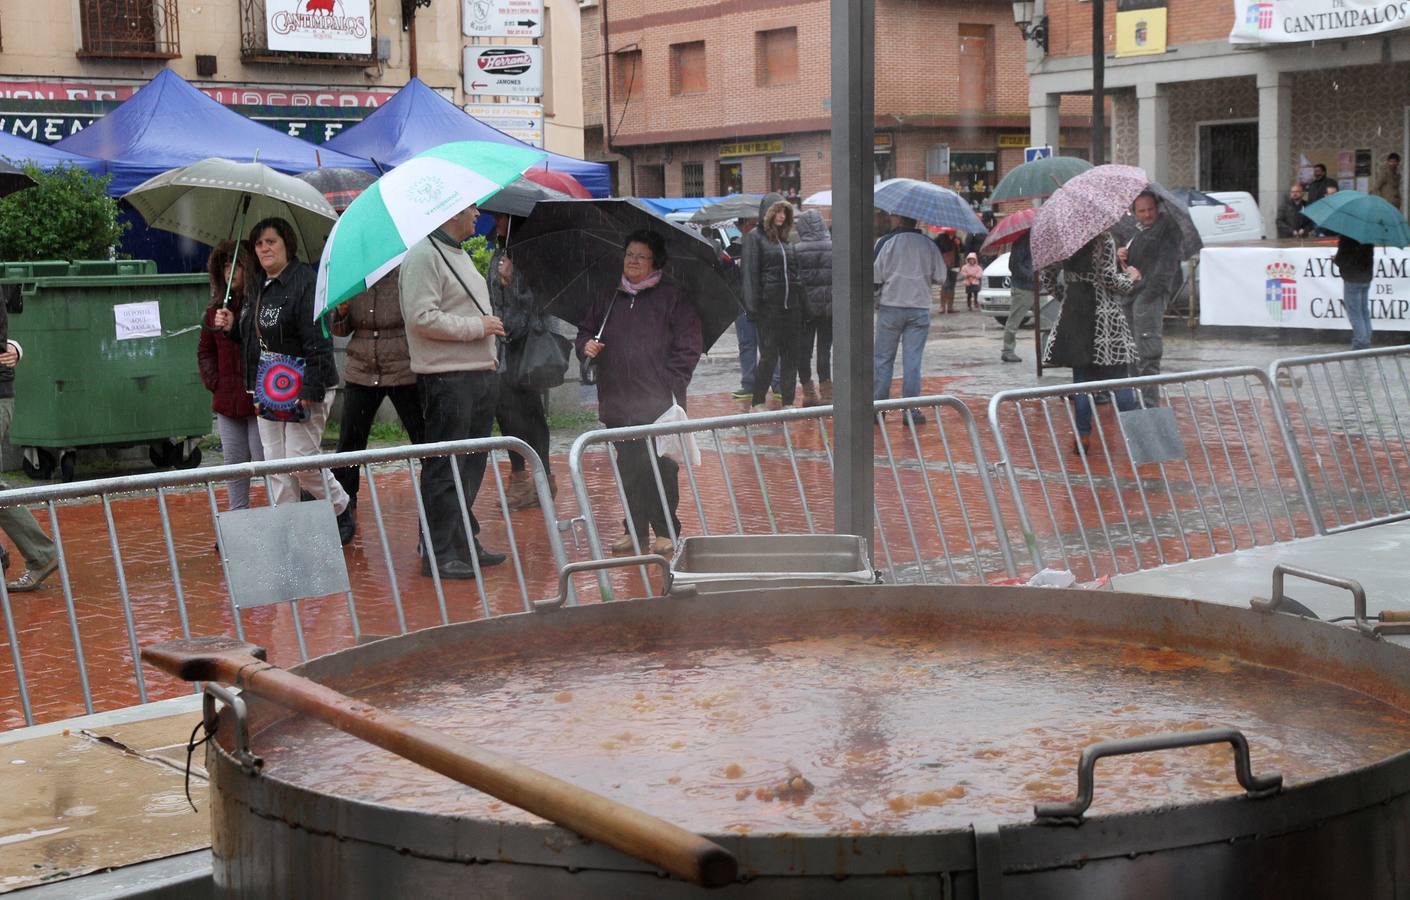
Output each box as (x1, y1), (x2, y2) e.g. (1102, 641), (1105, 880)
(614, 49), (643, 99)
(957, 24), (994, 114)
(769, 157), (801, 201)
(670, 41), (707, 95)
(950, 151), (996, 210)
(719, 162), (743, 195)
(78, 0), (181, 58)
(238, 0), (378, 65)
(755, 27), (798, 87)
(682, 162), (705, 197)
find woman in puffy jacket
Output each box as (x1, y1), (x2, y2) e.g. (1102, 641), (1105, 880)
(197, 239), (263, 512)
(793, 209), (833, 406)
(741, 200), (803, 411)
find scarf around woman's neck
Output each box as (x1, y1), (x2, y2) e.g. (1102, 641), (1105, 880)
(620, 269), (662, 296)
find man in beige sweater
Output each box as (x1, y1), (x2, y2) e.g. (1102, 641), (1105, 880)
(400, 202), (508, 580)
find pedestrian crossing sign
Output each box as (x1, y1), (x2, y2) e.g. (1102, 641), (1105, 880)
(1024, 146), (1054, 163)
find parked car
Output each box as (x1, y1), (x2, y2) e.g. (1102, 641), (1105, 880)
(666, 212), (743, 263)
(976, 252), (1058, 327)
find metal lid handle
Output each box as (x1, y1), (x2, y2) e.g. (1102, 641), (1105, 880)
(1034, 726), (1282, 823)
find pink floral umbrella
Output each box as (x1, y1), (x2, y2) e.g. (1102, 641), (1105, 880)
(1030, 164), (1149, 270)
(979, 207), (1037, 254)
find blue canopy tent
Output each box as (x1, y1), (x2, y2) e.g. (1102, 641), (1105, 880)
(323, 78), (610, 198)
(54, 69), (373, 196)
(0, 131), (106, 174)
(52, 70), (372, 271)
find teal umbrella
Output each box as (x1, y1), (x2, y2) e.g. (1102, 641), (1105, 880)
(991, 156), (1093, 203)
(1301, 189), (1410, 247)
(314, 140), (546, 320)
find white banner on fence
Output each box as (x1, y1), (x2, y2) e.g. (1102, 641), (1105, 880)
(1229, 0), (1410, 44)
(1199, 245), (1410, 331)
(266, 0), (373, 55)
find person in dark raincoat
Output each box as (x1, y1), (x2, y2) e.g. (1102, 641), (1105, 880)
(576, 229), (703, 556)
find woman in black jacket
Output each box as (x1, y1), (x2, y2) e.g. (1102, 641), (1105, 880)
(742, 200), (803, 410)
(212, 216), (355, 544)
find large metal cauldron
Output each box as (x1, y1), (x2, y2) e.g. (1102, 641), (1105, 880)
(205, 584), (1410, 898)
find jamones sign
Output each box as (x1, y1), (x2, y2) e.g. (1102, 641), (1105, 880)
(266, 0), (372, 55)
(463, 46), (544, 97)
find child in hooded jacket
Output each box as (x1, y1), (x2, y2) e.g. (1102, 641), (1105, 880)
(960, 252), (985, 311)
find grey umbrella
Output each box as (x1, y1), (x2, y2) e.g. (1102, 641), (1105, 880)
(689, 194), (764, 224)
(480, 177), (572, 217)
(0, 160), (35, 198)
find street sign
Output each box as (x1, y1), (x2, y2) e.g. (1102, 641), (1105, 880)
(463, 45), (544, 97)
(464, 102), (544, 147)
(463, 0), (543, 38)
(1024, 145), (1054, 163)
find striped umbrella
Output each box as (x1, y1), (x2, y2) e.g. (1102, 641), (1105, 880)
(873, 178), (987, 233)
(979, 207), (1037, 254)
(314, 141), (546, 321)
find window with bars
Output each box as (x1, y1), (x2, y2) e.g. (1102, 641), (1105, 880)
(78, 0), (180, 58)
(682, 162), (705, 197)
(755, 27), (798, 87)
(614, 49), (643, 98)
(670, 41), (706, 95)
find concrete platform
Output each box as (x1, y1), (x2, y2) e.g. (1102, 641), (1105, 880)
(1111, 519), (1410, 632)
(1, 696), (210, 897)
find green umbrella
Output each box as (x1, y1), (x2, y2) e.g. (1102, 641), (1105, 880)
(1301, 190), (1410, 247)
(314, 141), (546, 320)
(990, 156), (1093, 203)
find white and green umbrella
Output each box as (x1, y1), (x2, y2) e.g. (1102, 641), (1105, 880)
(314, 141), (546, 320)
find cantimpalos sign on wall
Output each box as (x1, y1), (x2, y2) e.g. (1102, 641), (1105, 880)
(266, 0), (372, 55)
(1230, 0), (1410, 43)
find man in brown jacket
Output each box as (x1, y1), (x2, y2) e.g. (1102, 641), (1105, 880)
(329, 271), (425, 508)
(400, 202), (507, 580)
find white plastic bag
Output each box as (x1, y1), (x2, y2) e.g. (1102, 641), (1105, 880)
(1027, 567), (1077, 588)
(653, 403), (701, 467)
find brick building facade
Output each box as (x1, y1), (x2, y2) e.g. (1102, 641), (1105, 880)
(581, 0), (1095, 204)
(1029, 0), (1410, 234)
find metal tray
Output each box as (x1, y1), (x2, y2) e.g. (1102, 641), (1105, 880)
(670, 534), (876, 592)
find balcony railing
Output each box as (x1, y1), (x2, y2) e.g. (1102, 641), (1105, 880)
(239, 0), (379, 66)
(78, 0), (181, 59)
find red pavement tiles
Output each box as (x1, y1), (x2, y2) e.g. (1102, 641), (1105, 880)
(3, 377), (1408, 728)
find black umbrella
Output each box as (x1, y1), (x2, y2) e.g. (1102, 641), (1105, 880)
(295, 167), (377, 212)
(0, 160), (36, 198)
(510, 198), (743, 351)
(479, 178), (571, 217)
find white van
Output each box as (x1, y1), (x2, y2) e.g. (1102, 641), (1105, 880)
(1189, 191), (1264, 244)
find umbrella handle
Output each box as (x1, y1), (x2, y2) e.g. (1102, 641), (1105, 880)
(222, 194), (253, 310)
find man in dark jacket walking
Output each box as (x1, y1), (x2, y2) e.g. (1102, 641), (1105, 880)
(1000, 232), (1035, 363)
(794, 209), (833, 405)
(735, 193), (786, 401)
(1118, 191), (1184, 405)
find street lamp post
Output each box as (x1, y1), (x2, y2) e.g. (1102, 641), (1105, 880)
(402, 0), (433, 79)
(830, 0), (876, 550)
(1092, 0), (1105, 164)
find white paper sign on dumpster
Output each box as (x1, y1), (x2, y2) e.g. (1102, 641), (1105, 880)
(463, 46), (544, 97)
(114, 301), (162, 340)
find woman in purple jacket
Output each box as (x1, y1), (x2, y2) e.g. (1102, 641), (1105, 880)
(577, 230), (703, 556)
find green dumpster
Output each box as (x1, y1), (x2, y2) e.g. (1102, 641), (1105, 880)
(4, 261), (212, 481)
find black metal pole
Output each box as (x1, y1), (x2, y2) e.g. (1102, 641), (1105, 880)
(830, 0), (875, 548)
(1092, 0), (1105, 165)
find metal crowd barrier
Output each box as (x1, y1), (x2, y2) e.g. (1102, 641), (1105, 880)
(988, 367), (1320, 582)
(565, 395), (1018, 598)
(1268, 345), (1410, 534)
(0, 438), (563, 728)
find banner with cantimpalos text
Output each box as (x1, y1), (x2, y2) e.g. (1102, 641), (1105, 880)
(266, 0), (372, 55)
(1230, 0), (1410, 44)
(1199, 246), (1410, 331)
